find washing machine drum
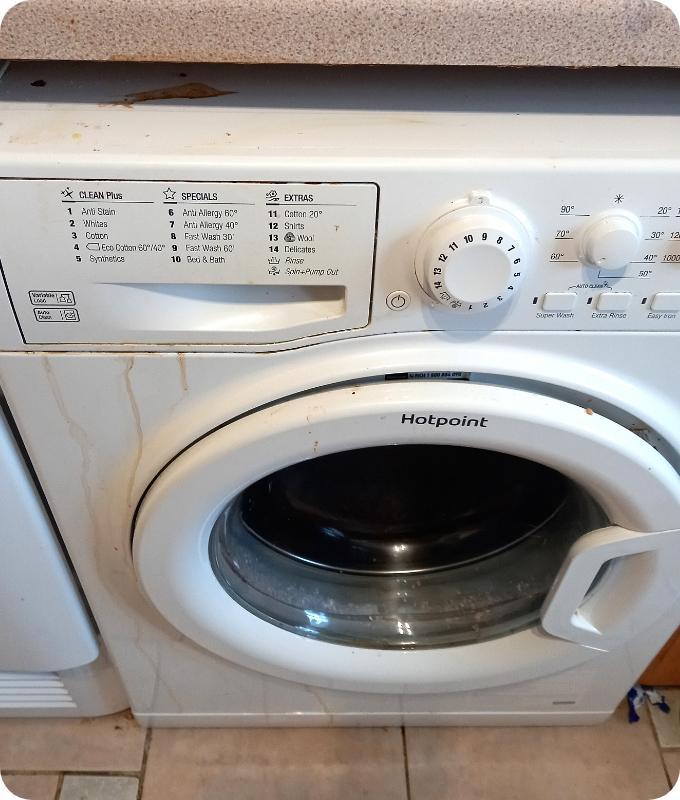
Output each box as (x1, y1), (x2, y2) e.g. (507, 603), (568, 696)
(210, 444), (606, 648)
(133, 379), (680, 693)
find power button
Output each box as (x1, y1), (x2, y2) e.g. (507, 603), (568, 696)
(386, 290), (411, 311)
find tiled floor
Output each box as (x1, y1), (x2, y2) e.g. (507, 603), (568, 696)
(1, 697), (679, 800)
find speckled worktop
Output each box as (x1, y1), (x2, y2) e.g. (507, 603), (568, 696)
(0, 0), (679, 67)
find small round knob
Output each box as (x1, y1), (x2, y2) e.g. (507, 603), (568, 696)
(578, 212), (642, 270)
(416, 202), (529, 312)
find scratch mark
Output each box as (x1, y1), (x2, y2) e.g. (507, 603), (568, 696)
(123, 358), (144, 511)
(43, 358), (98, 530)
(304, 684), (333, 721)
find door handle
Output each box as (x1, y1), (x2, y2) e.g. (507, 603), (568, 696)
(541, 525), (680, 651)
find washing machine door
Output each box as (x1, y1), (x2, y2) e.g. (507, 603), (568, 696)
(133, 380), (680, 694)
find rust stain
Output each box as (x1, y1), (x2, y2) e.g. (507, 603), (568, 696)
(177, 353), (189, 393)
(585, 407), (594, 415)
(112, 82), (237, 107)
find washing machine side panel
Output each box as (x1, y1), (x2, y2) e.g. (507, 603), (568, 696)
(0, 402), (99, 672)
(0, 260), (23, 350)
(0, 334), (678, 719)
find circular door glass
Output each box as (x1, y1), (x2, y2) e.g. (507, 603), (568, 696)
(209, 445), (607, 649)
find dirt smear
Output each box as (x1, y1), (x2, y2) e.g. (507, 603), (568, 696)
(113, 82), (237, 106)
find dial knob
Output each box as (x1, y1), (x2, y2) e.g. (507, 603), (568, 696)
(577, 211), (642, 270)
(416, 203), (530, 312)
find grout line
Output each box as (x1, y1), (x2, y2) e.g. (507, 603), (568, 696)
(4, 770), (142, 777)
(401, 726), (412, 800)
(61, 771), (143, 778)
(54, 773), (64, 800)
(2, 771), (57, 776)
(136, 726), (153, 800)
(644, 702), (673, 790)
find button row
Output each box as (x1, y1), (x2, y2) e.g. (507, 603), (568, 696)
(542, 292), (680, 312)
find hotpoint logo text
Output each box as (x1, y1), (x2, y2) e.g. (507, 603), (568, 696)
(401, 413), (489, 428)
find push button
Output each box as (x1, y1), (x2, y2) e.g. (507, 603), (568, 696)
(542, 292), (577, 311)
(597, 292), (632, 311)
(386, 290), (411, 311)
(651, 293), (680, 311)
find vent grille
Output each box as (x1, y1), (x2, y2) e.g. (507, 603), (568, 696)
(0, 672), (77, 709)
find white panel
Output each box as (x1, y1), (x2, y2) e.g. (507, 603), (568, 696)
(0, 650), (130, 717)
(0, 180), (376, 345)
(0, 403), (99, 672)
(0, 336), (678, 723)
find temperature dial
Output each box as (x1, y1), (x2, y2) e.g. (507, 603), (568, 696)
(416, 203), (530, 312)
(577, 211), (642, 270)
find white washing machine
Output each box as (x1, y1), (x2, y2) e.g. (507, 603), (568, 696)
(0, 61), (679, 726)
(0, 393), (128, 716)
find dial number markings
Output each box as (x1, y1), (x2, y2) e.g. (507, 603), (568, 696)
(426, 229), (524, 313)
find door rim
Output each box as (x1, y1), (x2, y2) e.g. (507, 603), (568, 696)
(132, 379), (680, 693)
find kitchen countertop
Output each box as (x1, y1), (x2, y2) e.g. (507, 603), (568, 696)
(0, 0), (679, 67)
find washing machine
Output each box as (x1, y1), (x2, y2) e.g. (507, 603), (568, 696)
(0, 60), (679, 726)
(0, 392), (128, 716)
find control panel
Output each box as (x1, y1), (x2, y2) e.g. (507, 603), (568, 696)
(2, 62), (680, 347)
(2, 177), (680, 344)
(398, 189), (680, 332)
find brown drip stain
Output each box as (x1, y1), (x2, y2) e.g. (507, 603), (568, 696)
(112, 82), (237, 106)
(585, 408), (594, 415)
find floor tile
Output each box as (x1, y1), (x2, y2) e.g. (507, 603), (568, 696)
(663, 751), (680, 790)
(142, 727), (407, 800)
(405, 704), (668, 800)
(650, 689), (680, 748)
(0, 712), (145, 772)
(1, 773), (60, 800)
(59, 775), (138, 800)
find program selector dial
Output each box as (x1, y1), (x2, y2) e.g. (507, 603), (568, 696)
(416, 201), (530, 312)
